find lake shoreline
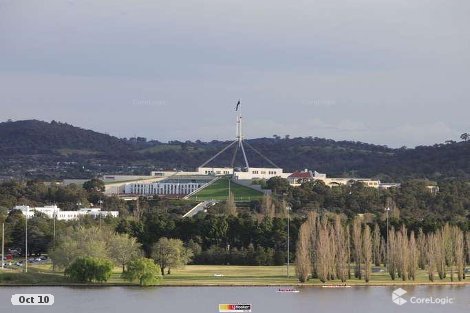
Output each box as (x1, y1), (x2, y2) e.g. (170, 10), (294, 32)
(2, 281), (470, 287)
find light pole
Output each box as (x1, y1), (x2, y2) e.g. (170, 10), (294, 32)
(98, 199), (103, 229)
(1, 222), (4, 270)
(286, 205), (291, 278)
(53, 209), (57, 247)
(385, 207), (391, 270)
(25, 206), (28, 273)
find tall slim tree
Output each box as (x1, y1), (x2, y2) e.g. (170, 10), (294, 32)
(453, 227), (465, 281)
(372, 223), (381, 266)
(408, 231), (418, 280)
(334, 216), (348, 282)
(225, 192), (237, 216)
(316, 216), (330, 283)
(295, 222), (312, 282)
(417, 228), (427, 270)
(352, 217), (362, 279)
(425, 233), (436, 282)
(362, 225), (372, 283)
(261, 194), (275, 219)
(387, 226), (397, 280)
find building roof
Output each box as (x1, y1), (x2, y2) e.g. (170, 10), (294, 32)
(288, 171), (313, 179)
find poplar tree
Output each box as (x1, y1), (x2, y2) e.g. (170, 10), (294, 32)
(352, 217), (362, 279)
(334, 216), (348, 282)
(225, 192), (237, 216)
(295, 222), (312, 282)
(425, 233), (436, 282)
(408, 231), (418, 280)
(316, 216), (330, 283)
(362, 225), (372, 282)
(372, 223), (381, 266)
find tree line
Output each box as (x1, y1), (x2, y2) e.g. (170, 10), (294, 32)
(295, 212), (470, 283)
(48, 225), (193, 285)
(266, 178), (470, 229)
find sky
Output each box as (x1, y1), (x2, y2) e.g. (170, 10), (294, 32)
(0, 0), (469, 147)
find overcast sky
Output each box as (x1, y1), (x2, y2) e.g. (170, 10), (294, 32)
(0, 0), (469, 147)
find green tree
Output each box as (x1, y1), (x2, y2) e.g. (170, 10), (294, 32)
(266, 177), (290, 195)
(83, 179), (105, 193)
(152, 238), (193, 275)
(122, 257), (161, 286)
(64, 256), (113, 283)
(109, 233), (142, 272)
(49, 226), (109, 269)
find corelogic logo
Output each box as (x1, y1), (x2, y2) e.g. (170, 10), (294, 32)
(391, 288), (455, 306)
(392, 288), (407, 306)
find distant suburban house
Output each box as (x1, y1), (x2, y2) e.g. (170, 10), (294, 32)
(288, 170), (314, 186)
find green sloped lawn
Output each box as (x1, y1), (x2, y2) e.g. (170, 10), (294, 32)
(190, 178), (263, 201)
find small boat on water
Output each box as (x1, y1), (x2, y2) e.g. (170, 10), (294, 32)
(276, 288), (300, 293)
(321, 284), (351, 288)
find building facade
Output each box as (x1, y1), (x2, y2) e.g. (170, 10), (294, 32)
(124, 176), (214, 196)
(12, 205), (119, 221)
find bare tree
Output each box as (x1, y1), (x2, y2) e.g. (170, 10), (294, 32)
(225, 192), (237, 216)
(417, 228), (427, 270)
(334, 216), (348, 282)
(466, 232), (470, 279)
(372, 223), (381, 266)
(316, 216), (330, 283)
(453, 227), (465, 281)
(362, 225), (372, 282)
(408, 231), (418, 280)
(380, 237), (386, 269)
(295, 222), (312, 282)
(352, 217), (362, 279)
(434, 229), (446, 280)
(261, 194), (275, 219)
(306, 212), (318, 278)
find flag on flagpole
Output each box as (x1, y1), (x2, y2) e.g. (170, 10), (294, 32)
(235, 100), (240, 111)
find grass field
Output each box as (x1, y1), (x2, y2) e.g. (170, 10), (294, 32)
(191, 178), (263, 201)
(2, 264), (469, 287)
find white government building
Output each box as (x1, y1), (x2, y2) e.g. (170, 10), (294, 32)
(122, 167), (290, 197)
(12, 205), (119, 221)
(124, 175), (213, 196)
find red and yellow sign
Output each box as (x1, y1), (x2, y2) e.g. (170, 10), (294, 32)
(219, 304), (252, 312)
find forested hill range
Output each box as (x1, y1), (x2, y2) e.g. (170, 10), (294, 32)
(0, 119), (468, 181)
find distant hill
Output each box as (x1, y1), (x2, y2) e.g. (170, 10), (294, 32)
(0, 120), (133, 155)
(0, 119), (468, 180)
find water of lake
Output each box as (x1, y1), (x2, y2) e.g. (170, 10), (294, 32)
(0, 285), (469, 313)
